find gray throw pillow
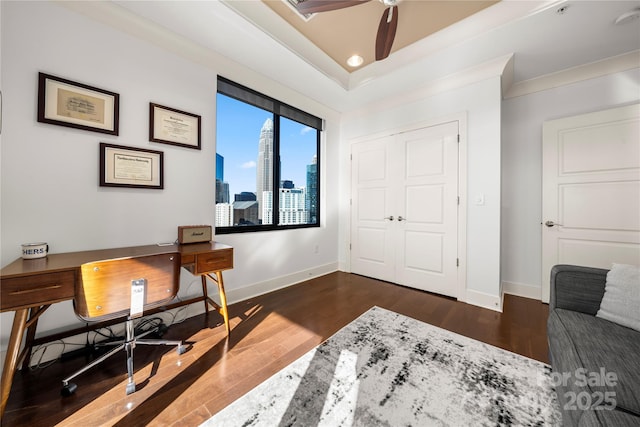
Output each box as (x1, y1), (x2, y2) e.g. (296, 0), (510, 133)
(596, 263), (640, 332)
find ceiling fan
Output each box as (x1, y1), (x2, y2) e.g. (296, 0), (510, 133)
(294, 0), (399, 61)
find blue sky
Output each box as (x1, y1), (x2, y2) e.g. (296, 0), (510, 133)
(216, 93), (317, 199)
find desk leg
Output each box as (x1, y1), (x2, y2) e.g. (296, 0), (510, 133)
(200, 275), (210, 316)
(1, 309), (29, 417)
(215, 271), (230, 337)
(21, 307), (39, 370)
(203, 272), (230, 337)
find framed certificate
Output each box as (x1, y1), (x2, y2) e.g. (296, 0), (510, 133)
(149, 103), (201, 150)
(38, 73), (119, 135)
(100, 143), (164, 189)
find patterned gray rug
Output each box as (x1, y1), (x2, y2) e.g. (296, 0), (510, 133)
(202, 306), (562, 426)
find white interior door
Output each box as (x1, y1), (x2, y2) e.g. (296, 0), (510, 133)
(542, 103), (640, 302)
(351, 121), (460, 298)
(395, 123), (459, 297)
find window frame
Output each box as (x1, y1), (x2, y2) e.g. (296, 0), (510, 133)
(215, 76), (322, 235)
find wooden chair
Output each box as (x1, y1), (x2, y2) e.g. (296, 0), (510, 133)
(61, 252), (187, 396)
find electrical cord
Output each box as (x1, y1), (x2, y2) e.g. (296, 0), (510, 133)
(30, 340), (68, 370)
(92, 326), (118, 343)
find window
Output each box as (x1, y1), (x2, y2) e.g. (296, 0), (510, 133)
(215, 77), (322, 233)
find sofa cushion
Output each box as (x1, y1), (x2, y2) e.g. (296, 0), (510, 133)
(548, 309), (640, 425)
(596, 263), (640, 332)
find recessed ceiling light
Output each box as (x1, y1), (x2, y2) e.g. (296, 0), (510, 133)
(347, 55), (364, 68)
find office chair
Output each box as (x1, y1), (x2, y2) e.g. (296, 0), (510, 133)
(61, 252), (188, 396)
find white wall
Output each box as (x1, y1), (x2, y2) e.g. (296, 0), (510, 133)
(340, 76), (503, 310)
(501, 68), (640, 297)
(1, 1), (340, 361)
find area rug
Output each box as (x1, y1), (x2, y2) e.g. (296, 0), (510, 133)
(202, 306), (562, 426)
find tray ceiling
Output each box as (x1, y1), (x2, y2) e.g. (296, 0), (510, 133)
(263, 0), (499, 71)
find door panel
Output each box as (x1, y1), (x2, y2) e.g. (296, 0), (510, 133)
(351, 138), (395, 282)
(357, 227), (388, 263)
(542, 104), (640, 302)
(561, 182), (640, 231)
(406, 137), (444, 177)
(358, 150), (387, 181)
(406, 185), (443, 223)
(560, 120), (639, 173)
(558, 239), (639, 268)
(404, 231), (443, 274)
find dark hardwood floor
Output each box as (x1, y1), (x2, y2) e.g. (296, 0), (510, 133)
(2, 272), (549, 426)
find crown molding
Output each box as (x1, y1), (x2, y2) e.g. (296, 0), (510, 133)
(504, 50), (640, 99)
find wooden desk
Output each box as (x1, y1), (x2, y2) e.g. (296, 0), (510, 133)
(0, 242), (233, 417)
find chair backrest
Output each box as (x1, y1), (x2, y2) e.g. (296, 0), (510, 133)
(75, 252), (180, 321)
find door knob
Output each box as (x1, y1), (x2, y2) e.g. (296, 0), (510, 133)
(398, 216), (405, 222)
(384, 216), (394, 221)
(545, 220), (563, 227)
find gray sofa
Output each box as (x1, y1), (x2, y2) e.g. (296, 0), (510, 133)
(547, 264), (640, 426)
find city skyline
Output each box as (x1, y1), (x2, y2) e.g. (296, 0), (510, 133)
(216, 93), (317, 200)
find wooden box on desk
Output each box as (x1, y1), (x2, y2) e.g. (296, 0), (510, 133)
(178, 225), (212, 245)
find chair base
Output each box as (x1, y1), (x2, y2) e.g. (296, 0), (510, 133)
(61, 321), (188, 397)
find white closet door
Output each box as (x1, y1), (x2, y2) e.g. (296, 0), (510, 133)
(351, 121), (460, 298)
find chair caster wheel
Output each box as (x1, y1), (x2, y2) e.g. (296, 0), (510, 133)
(177, 344), (187, 355)
(61, 383), (77, 397)
(126, 382), (136, 395)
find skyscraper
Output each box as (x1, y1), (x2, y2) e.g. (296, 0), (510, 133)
(279, 187), (306, 225)
(215, 203), (232, 227)
(215, 153), (229, 204)
(256, 118), (273, 223)
(306, 154), (318, 224)
(216, 153), (224, 182)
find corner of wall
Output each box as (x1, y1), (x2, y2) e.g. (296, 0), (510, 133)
(502, 280), (541, 300)
(465, 288), (503, 313)
(501, 53), (515, 98)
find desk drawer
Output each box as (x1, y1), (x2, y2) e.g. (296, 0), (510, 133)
(1, 271), (75, 311)
(195, 249), (233, 274)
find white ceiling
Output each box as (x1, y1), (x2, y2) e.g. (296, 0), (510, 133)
(97, 1), (639, 113)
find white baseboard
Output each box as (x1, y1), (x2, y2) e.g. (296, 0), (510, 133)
(223, 262), (339, 305)
(502, 281), (541, 301)
(465, 288), (503, 313)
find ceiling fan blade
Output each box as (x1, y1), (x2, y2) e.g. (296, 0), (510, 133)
(295, 0), (371, 15)
(375, 6), (398, 61)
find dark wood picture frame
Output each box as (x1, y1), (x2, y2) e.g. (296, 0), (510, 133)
(37, 72), (119, 135)
(149, 103), (201, 150)
(100, 143), (164, 189)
